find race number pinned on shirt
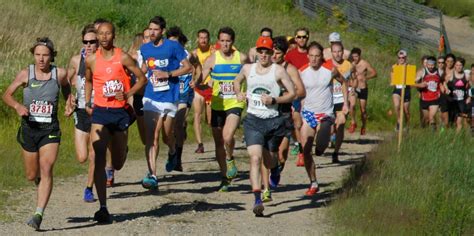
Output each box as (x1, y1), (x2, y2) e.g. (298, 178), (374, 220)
(249, 93), (265, 109)
(453, 89), (465, 101)
(102, 79), (124, 97)
(179, 81), (185, 93)
(29, 100), (53, 123)
(427, 81), (438, 92)
(150, 70), (170, 92)
(219, 81), (236, 99)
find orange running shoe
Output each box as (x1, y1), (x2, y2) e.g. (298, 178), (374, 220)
(296, 153), (305, 167)
(305, 186), (319, 196)
(348, 123), (357, 133)
(360, 127), (366, 135)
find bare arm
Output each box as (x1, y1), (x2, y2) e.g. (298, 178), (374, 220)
(248, 47), (256, 63)
(121, 52), (147, 99)
(240, 51), (249, 64)
(273, 66), (295, 104)
(2, 69), (29, 117)
(333, 68), (349, 113)
(365, 60), (377, 80)
(286, 63), (306, 98)
(233, 64), (249, 101)
(202, 53), (216, 87)
(84, 55), (94, 114)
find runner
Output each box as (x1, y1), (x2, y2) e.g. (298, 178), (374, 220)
(323, 32), (350, 61)
(248, 27), (273, 63)
(299, 41), (344, 196)
(2, 37), (70, 230)
(202, 26), (248, 192)
(66, 24), (98, 203)
(84, 21), (147, 223)
(128, 28), (151, 145)
(167, 26), (194, 172)
(469, 64), (474, 135)
(284, 27), (310, 167)
(416, 55), (429, 128)
(329, 42), (350, 163)
(444, 57), (470, 132)
(234, 36), (295, 216)
(391, 50), (411, 131)
(414, 56), (441, 130)
(191, 29), (214, 154)
(441, 53), (456, 128)
(140, 16), (192, 189)
(270, 36), (306, 188)
(347, 47), (377, 135)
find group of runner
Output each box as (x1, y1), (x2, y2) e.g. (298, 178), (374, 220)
(391, 51), (474, 133)
(4, 15), (385, 229)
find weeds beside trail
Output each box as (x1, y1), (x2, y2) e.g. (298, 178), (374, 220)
(331, 129), (474, 235)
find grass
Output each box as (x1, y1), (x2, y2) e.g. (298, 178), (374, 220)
(331, 129), (474, 235)
(416, 0), (474, 25)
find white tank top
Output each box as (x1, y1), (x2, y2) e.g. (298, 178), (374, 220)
(300, 62), (334, 115)
(246, 63), (280, 118)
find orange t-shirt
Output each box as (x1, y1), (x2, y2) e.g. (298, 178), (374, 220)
(93, 47), (130, 108)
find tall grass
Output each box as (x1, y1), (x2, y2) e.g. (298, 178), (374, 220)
(417, 0), (474, 24)
(331, 129), (474, 234)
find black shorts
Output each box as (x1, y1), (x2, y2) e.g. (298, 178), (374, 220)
(73, 108), (91, 132)
(91, 106), (133, 132)
(439, 93), (449, 112)
(17, 126), (61, 152)
(333, 103), (343, 113)
(211, 107), (243, 128)
(282, 112), (294, 139)
(392, 87), (411, 102)
(133, 94), (144, 116)
(243, 114), (285, 152)
(452, 100), (468, 117)
(420, 99), (439, 110)
(355, 88), (368, 100)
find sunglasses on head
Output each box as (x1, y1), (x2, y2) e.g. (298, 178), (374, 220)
(82, 39), (98, 45)
(295, 35), (308, 39)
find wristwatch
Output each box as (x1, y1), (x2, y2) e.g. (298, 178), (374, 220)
(271, 97), (277, 105)
(168, 71), (173, 78)
(86, 101), (93, 108)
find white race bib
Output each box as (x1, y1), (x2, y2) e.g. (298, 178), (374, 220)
(219, 81), (236, 99)
(249, 93), (265, 109)
(102, 79), (124, 97)
(29, 100), (53, 123)
(427, 81), (437, 92)
(453, 89), (465, 101)
(150, 70), (170, 92)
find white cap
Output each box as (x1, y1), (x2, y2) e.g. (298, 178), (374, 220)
(329, 32), (341, 43)
(397, 50), (407, 57)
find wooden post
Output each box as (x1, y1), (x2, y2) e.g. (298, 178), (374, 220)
(397, 64), (408, 152)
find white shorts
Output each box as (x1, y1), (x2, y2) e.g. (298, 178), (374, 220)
(142, 97), (178, 118)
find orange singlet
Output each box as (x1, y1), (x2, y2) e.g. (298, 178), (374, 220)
(93, 48), (131, 108)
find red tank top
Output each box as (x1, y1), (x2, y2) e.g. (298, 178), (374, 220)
(421, 69), (441, 101)
(93, 48), (131, 108)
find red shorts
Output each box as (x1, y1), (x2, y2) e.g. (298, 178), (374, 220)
(194, 85), (212, 104)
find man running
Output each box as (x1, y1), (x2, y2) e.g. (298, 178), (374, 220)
(2, 37), (70, 230)
(66, 24), (98, 203)
(234, 36), (295, 216)
(84, 21), (147, 223)
(348, 47), (377, 135)
(391, 50), (411, 131)
(300, 41), (344, 196)
(202, 26), (248, 192)
(323, 32), (350, 61)
(248, 27), (273, 63)
(284, 27), (310, 166)
(414, 56), (441, 130)
(140, 16), (192, 189)
(192, 29), (214, 154)
(329, 42), (350, 163)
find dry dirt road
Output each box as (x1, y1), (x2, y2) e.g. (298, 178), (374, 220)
(0, 133), (382, 235)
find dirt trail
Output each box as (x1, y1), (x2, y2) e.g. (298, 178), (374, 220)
(0, 133), (382, 235)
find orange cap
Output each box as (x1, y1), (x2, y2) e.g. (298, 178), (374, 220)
(256, 36), (273, 50)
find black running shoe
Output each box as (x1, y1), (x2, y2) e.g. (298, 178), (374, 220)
(94, 207), (111, 224)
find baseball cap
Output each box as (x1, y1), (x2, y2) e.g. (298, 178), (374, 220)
(256, 36), (273, 50)
(329, 32), (341, 43)
(397, 50), (407, 57)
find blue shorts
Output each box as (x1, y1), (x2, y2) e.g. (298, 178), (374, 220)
(91, 106), (132, 132)
(292, 98), (302, 113)
(179, 90), (194, 107)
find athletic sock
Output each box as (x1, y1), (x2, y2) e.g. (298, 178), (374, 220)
(253, 190), (261, 202)
(311, 180), (319, 189)
(86, 186), (93, 191)
(297, 142), (303, 153)
(176, 146), (183, 164)
(100, 205), (107, 210)
(35, 207), (44, 216)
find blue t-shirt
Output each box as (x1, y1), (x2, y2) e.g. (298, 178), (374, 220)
(179, 50), (193, 96)
(140, 39), (187, 103)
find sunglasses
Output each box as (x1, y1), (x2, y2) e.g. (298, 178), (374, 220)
(295, 35), (308, 39)
(398, 56), (406, 59)
(82, 40), (98, 45)
(438, 61), (445, 64)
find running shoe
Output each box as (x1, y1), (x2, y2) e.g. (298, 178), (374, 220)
(360, 127), (366, 135)
(305, 186), (319, 197)
(296, 153), (305, 167)
(277, 161), (285, 174)
(106, 169), (114, 187)
(165, 151), (178, 172)
(93, 207), (111, 224)
(348, 123), (357, 133)
(218, 178), (231, 192)
(253, 199), (264, 217)
(269, 166), (281, 188)
(226, 159), (238, 179)
(332, 152), (340, 164)
(290, 144), (299, 156)
(194, 143), (204, 153)
(26, 213), (42, 230)
(83, 187), (95, 203)
(142, 174), (158, 190)
(262, 189), (272, 202)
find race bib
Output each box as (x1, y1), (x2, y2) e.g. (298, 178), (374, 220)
(150, 70), (170, 92)
(249, 93), (265, 109)
(219, 81), (236, 99)
(29, 100), (53, 123)
(333, 82), (343, 97)
(427, 81), (438, 92)
(453, 89), (465, 101)
(179, 81), (185, 93)
(102, 79), (124, 97)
